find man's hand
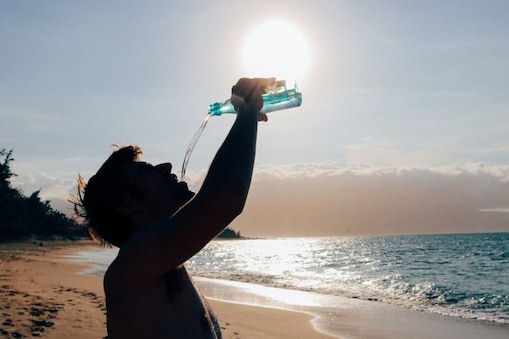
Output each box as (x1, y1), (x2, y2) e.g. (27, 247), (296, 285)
(231, 78), (275, 121)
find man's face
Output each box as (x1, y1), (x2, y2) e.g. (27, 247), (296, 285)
(124, 161), (195, 221)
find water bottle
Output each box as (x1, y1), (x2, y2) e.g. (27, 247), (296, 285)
(181, 80), (303, 180)
(208, 80), (302, 116)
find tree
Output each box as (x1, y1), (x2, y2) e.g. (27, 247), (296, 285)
(0, 149), (15, 188)
(217, 227), (242, 239)
(0, 148), (89, 242)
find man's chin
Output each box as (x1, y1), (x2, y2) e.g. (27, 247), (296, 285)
(184, 190), (195, 202)
(179, 184), (195, 204)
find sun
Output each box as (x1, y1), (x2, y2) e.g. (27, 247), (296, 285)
(242, 20), (311, 82)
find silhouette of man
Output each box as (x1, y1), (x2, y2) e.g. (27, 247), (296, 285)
(76, 78), (272, 338)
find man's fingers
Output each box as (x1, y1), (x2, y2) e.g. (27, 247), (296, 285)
(231, 77), (278, 114)
(258, 113), (268, 122)
(233, 77), (277, 94)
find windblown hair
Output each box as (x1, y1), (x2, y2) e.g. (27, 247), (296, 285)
(73, 145), (143, 247)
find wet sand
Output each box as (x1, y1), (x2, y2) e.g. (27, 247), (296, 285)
(197, 277), (509, 339)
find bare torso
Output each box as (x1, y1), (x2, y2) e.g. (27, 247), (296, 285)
(104, 261), (221, 338)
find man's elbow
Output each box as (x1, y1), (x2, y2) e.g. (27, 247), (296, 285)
(194, 189), (248, 225)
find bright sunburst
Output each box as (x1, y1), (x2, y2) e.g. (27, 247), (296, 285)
(242, 20), (311, 82)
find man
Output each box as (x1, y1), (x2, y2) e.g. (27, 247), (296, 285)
(76, 78), (272, 338)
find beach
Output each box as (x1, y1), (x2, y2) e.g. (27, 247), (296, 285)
(1, 241), (508, 339)
(0, 241), (332, 338)
(0, 241), (106, 338)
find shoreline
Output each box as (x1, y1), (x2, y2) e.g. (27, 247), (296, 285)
(67, 243), (509, 339)
(2, 241), (508, 338)
(195, 277), (509, 339)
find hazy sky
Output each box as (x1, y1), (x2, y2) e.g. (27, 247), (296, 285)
(2, 1), (508, 237)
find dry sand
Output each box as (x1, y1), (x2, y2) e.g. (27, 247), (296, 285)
(0, 241), (106, 338)
(0, 241), (333, 338)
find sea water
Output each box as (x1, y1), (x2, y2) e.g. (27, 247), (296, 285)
(68, 232), (509, 325)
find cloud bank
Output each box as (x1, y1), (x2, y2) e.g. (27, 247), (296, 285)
(12, 162), (509, 238)
(231, 163), (509, 237)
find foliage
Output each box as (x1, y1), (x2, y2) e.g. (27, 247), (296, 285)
(0, 148), (88, 242)
(217, 227), (242, 239)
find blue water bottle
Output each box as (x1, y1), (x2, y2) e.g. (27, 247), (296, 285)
(208, 80), (302, 116)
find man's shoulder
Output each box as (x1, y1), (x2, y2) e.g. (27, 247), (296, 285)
(103, 255), (122, 292)
(103, 248), (137, 280)
(104, 248), (172, 291)
(103, 254), (146, 300)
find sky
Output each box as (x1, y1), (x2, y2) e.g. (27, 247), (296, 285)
(1, 0), (509, 237)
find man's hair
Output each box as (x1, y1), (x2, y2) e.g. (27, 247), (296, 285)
(74, 145), (143, 247)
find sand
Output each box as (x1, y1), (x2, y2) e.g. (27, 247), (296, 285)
(0, 241), (333, 338)
(0, 241), (106, 338)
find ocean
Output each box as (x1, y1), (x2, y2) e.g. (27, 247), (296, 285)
(68, 232), (509, 327)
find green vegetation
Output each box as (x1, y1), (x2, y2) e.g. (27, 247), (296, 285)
(0, 148), (88, 242)
(217, 227), (242, 239)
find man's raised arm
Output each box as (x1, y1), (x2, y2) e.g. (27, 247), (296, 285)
(123, 78), (272, 274)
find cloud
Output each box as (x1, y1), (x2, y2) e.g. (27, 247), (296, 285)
(479, 208), (509, 213)
(10, 161), (509, 238)
(10, 171), (76, 214)
(476, 144), (509, 156)
(228, 162), (509, 237)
